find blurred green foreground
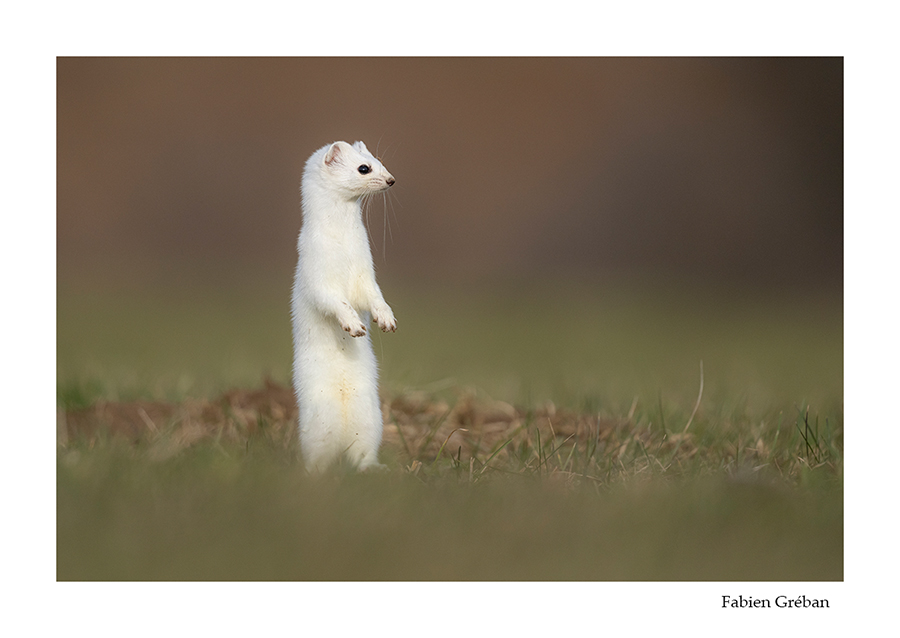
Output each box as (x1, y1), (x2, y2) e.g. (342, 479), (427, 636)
(57, 282), (842, 580)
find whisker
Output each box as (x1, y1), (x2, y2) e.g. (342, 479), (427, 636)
(382, 140), (400, 162)
(379, 192), (387, 260)
(388, 187), (403, 209)
(362, 193), (372, 237)
(387, 190), (400, 238)
(385, 192), (394, 245)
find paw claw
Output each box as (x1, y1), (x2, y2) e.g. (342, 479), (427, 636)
(341, 320), (367, 337)
(372, 303), (397, 333)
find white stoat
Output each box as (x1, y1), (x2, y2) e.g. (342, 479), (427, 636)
(291, 140), (397, 472)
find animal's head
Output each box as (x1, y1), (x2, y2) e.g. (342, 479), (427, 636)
(320, 140), (395, 198)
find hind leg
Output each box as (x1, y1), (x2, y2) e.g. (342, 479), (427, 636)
(301, 437), (343, 473)
(346, 444), (387, 471)
(343, 420), (386, 471)
(343, 392), (386, 471)
(349, 446), (387, 471)
(298, 395), (344, 473)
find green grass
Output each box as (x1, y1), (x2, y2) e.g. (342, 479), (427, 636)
(58, 436), (841, 581)
(57, 280), (842, 410)
(57, 281), (843, 581)
(57, 285), (295, 404)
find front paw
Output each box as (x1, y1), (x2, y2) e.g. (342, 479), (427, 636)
(372, 303), (397, 332)
(340, 318), (367, 337)
(339, 303), (367, 337)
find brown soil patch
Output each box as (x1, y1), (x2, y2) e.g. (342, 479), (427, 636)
(60, 380), (651, 464)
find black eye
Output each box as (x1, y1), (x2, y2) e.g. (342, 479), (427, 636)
(357, 165), (371, 174)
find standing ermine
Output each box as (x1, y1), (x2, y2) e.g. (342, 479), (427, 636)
(291, 140), (397, 472)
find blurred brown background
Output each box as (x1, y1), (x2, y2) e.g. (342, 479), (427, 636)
(57, 57), (842, 294)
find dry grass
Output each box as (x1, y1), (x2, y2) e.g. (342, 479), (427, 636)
(60, 378), (298, 455)
(57, 381), (842, 580)
(56, 285), (842, 580)
(60, 378), (841, 488)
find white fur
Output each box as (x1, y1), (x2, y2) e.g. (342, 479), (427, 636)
(291, 140), (396, 472)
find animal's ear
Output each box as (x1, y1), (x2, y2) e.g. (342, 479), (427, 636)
(324, 141), (349, 166)
(352, 140), (369, 154)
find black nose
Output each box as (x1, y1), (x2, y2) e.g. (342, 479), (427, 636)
(386, 178), (395, 186)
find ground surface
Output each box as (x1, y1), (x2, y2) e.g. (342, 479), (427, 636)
(57, 284), (842, 580)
